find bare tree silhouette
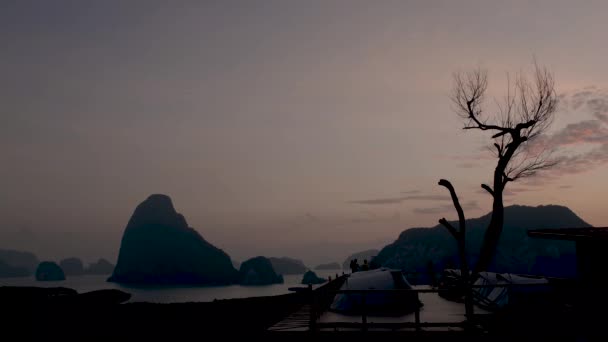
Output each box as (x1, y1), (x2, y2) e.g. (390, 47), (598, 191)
(450, 62), (558, 272)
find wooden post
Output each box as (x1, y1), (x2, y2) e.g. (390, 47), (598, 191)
(309, 284), (316, 332)
(465, 286), (474, 330)
(361, 293), (367, 332)
(415, 304), (421, 332)
(318, 287), (325, 319)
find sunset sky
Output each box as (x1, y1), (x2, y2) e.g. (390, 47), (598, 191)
(2, 1), (608, 264)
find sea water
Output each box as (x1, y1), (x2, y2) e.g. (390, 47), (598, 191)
(0, 270), (342, 303)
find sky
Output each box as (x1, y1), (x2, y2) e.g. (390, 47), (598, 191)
(2, 1), (608, 265)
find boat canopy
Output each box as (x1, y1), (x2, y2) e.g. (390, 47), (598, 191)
(329, 268), (421, 315)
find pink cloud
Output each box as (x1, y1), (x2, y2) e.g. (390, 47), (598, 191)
(547, 120), (608, 146)
(542, 88), (608, 177)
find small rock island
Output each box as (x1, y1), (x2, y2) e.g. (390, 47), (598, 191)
(239, 256), (284, 285)
(36, 261), (66, 281)
(301, 270), (327, 285)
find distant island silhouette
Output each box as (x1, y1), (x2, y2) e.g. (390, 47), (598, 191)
(268, 257), (308, 275)
(373, 205), (586, 282)
(0, 250), (115, 278)
(108, 194), (238, 285)
(239, 256), (284, 285)
(36, 261), (65, 281)
(84, 258), (115, 275)
(301, 270), (327, 285)
(0, 260), (30, 278)
(0, 249), (39, 278)
(60, 257), (85, 276)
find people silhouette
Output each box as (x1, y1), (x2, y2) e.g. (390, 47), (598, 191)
(362, 259), (369, 271)
(349, 259), (355, 273)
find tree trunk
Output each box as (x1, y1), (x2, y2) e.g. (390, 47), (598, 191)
(458, 234), (474, 320)
(474, 135), (523, 273)
(475, 194), (504, 272)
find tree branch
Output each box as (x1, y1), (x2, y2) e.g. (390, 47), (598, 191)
(464, 120), (510, 133)
(438, 179), (466, 235)
(481, 184), (494, 197)
(502, 172), (514, 187)
(491, 130), (511, 139)
(493, 143), (502, 157)
(439, 218), (459, 239)
(514, 120), (537, 131)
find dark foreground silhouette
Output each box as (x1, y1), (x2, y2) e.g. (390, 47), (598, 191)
(0, 285), (316, 341)
(3, 275), (605, 342)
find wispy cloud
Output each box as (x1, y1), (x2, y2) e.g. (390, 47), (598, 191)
(348, 194), (450, 205)
(456, 162), (480, 169)
(349, 197), (407, 205)
(569, 87), (608, 123)
(413, 200), (480, 215)
(508, 187), (533, 194)
(546, 120), (608, 146)
(406, 195), (452, 201)
(349, 211), (401, 223)
(542, 88), (608, 177)
(552, 144), (608, 175)
(412, 206), (453, 215)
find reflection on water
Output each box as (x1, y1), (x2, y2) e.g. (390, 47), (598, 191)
(0, 270), (344, 303)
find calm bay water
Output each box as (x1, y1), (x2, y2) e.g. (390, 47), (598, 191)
(0, 270), (343, 303)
